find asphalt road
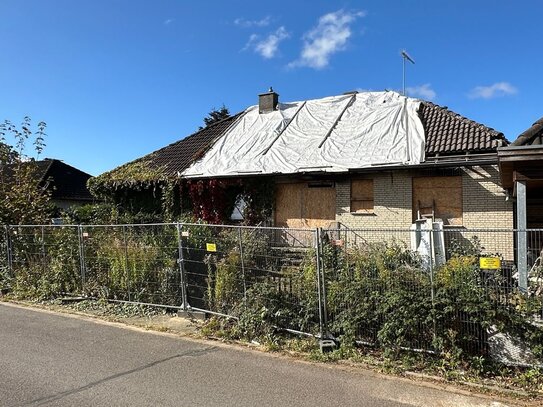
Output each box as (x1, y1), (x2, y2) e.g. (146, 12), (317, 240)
(0, 302), (505, 407)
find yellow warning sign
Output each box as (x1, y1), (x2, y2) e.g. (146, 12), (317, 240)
(206, 243), (217, 252)
(479, 257), (501, 269)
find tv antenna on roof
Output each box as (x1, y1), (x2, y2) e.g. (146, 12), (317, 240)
(401, 50), (415, 96)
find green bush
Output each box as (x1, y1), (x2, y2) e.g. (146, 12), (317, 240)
(325, 241), (433, 351)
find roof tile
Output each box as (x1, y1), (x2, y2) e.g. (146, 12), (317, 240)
(510, 117), (543, 146)
(419, 102), (508, 156)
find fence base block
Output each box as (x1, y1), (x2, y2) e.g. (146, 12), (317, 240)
(59, 297), (87, 304)
(177, 310), (206, 321)
(319, 339), (337, 353)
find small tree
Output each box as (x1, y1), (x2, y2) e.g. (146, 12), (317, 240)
(0, 117), (51, 224)
(199, 104), (230, 130)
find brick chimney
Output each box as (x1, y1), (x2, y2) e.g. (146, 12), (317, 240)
(258, 87), (279, 114)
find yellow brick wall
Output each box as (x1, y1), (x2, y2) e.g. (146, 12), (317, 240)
(334, 165), (514, 258)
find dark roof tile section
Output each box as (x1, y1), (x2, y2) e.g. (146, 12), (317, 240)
(511, 117), (543, 146)
(116, 113), (241, 178)
(419, 102), (509, 156)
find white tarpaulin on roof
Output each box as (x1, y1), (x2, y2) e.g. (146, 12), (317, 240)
(183, 91), (425, 178)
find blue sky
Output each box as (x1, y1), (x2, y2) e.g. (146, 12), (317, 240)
(1, 1), (542, 175)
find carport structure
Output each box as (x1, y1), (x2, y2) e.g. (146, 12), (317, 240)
(498, 117), (543, 290)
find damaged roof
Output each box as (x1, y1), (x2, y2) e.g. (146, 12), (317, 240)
(96, 92), (507, 183)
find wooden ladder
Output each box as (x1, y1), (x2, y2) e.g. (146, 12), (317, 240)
(417, 199), (435, 220)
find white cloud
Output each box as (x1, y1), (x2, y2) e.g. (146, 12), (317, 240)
(163, 19), (174, 25)
(244, 27), (289, 59)
(469, 82), (518, 99)
(406, 84), (436, 100)
(234, 16), (271, 28)
(289, 9), (365, 69)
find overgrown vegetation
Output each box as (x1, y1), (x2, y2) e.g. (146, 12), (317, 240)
(0, 117), (52, 224)
(1, 224), (542, 392)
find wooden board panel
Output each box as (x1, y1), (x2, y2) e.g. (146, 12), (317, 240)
(275, 183), (304, 228)
(351, 179), (373, 200)
(302, 187), (336, 228)
(275, 183), (336, 228)
(351, 179), (373, 213)
(351, 200), (373, 213)
(412, 176), (463, 225)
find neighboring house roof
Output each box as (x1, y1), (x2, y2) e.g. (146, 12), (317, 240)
(498, 116), (543, 190)
(1, 158), (94, 201)
(420, 102), (507, 156)
(41, 159), (94, 201)
(510, 117), (543, 146)
(97, 91), (507, 183)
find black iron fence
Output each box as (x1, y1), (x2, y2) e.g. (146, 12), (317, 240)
(1, 222), (542, 365)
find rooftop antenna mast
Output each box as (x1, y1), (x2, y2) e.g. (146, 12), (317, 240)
(401, 50), (415, 96)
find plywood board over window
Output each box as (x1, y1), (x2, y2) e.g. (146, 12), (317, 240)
(412, 176), (463, 225)
(351, 179), (374, 213)
(275, 183), (336, 228)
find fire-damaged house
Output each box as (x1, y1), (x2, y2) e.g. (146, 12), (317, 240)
(183, 90), (512, 239)
(93, 89), (514, 257)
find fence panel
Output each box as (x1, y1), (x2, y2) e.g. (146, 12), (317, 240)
(321, 228), (435, 351)
(322, 226), (543, 365)
(6, 225), (81, 297)
(180, 223), (320, 335)
(2, 221), (542, 366)
(81, 224), (181, 306)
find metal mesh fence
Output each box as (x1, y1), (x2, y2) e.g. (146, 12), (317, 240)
(321, 227), (543, 364)
(321, 229), (435, 351)
(0, 222), (542, 365)
(0, 226), (10, 286)
(6, 225), (82, 296)
(81, 224), (181, 305)
(180, 224), (321, 335)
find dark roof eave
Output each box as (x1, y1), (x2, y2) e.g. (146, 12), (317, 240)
(498, 144), (543, 153)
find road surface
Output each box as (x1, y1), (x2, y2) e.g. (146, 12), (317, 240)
(0, 302), (507, 407)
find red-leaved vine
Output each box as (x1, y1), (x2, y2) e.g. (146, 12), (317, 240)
(185, 178), (274, 225)
(186, 179), (241, 224)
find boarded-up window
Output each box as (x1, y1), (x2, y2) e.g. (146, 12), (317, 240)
(412, 176), (462, 225)
(275, 183), (336, 228)
(351, 179), (374, 213)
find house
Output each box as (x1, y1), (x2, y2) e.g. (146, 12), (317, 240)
(1, 158), (95, 211)
(183, 90), (512, 241)
(498, 117), (543, 228)
(38, 159), (95, 210)
(95, 89), (514, 255)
